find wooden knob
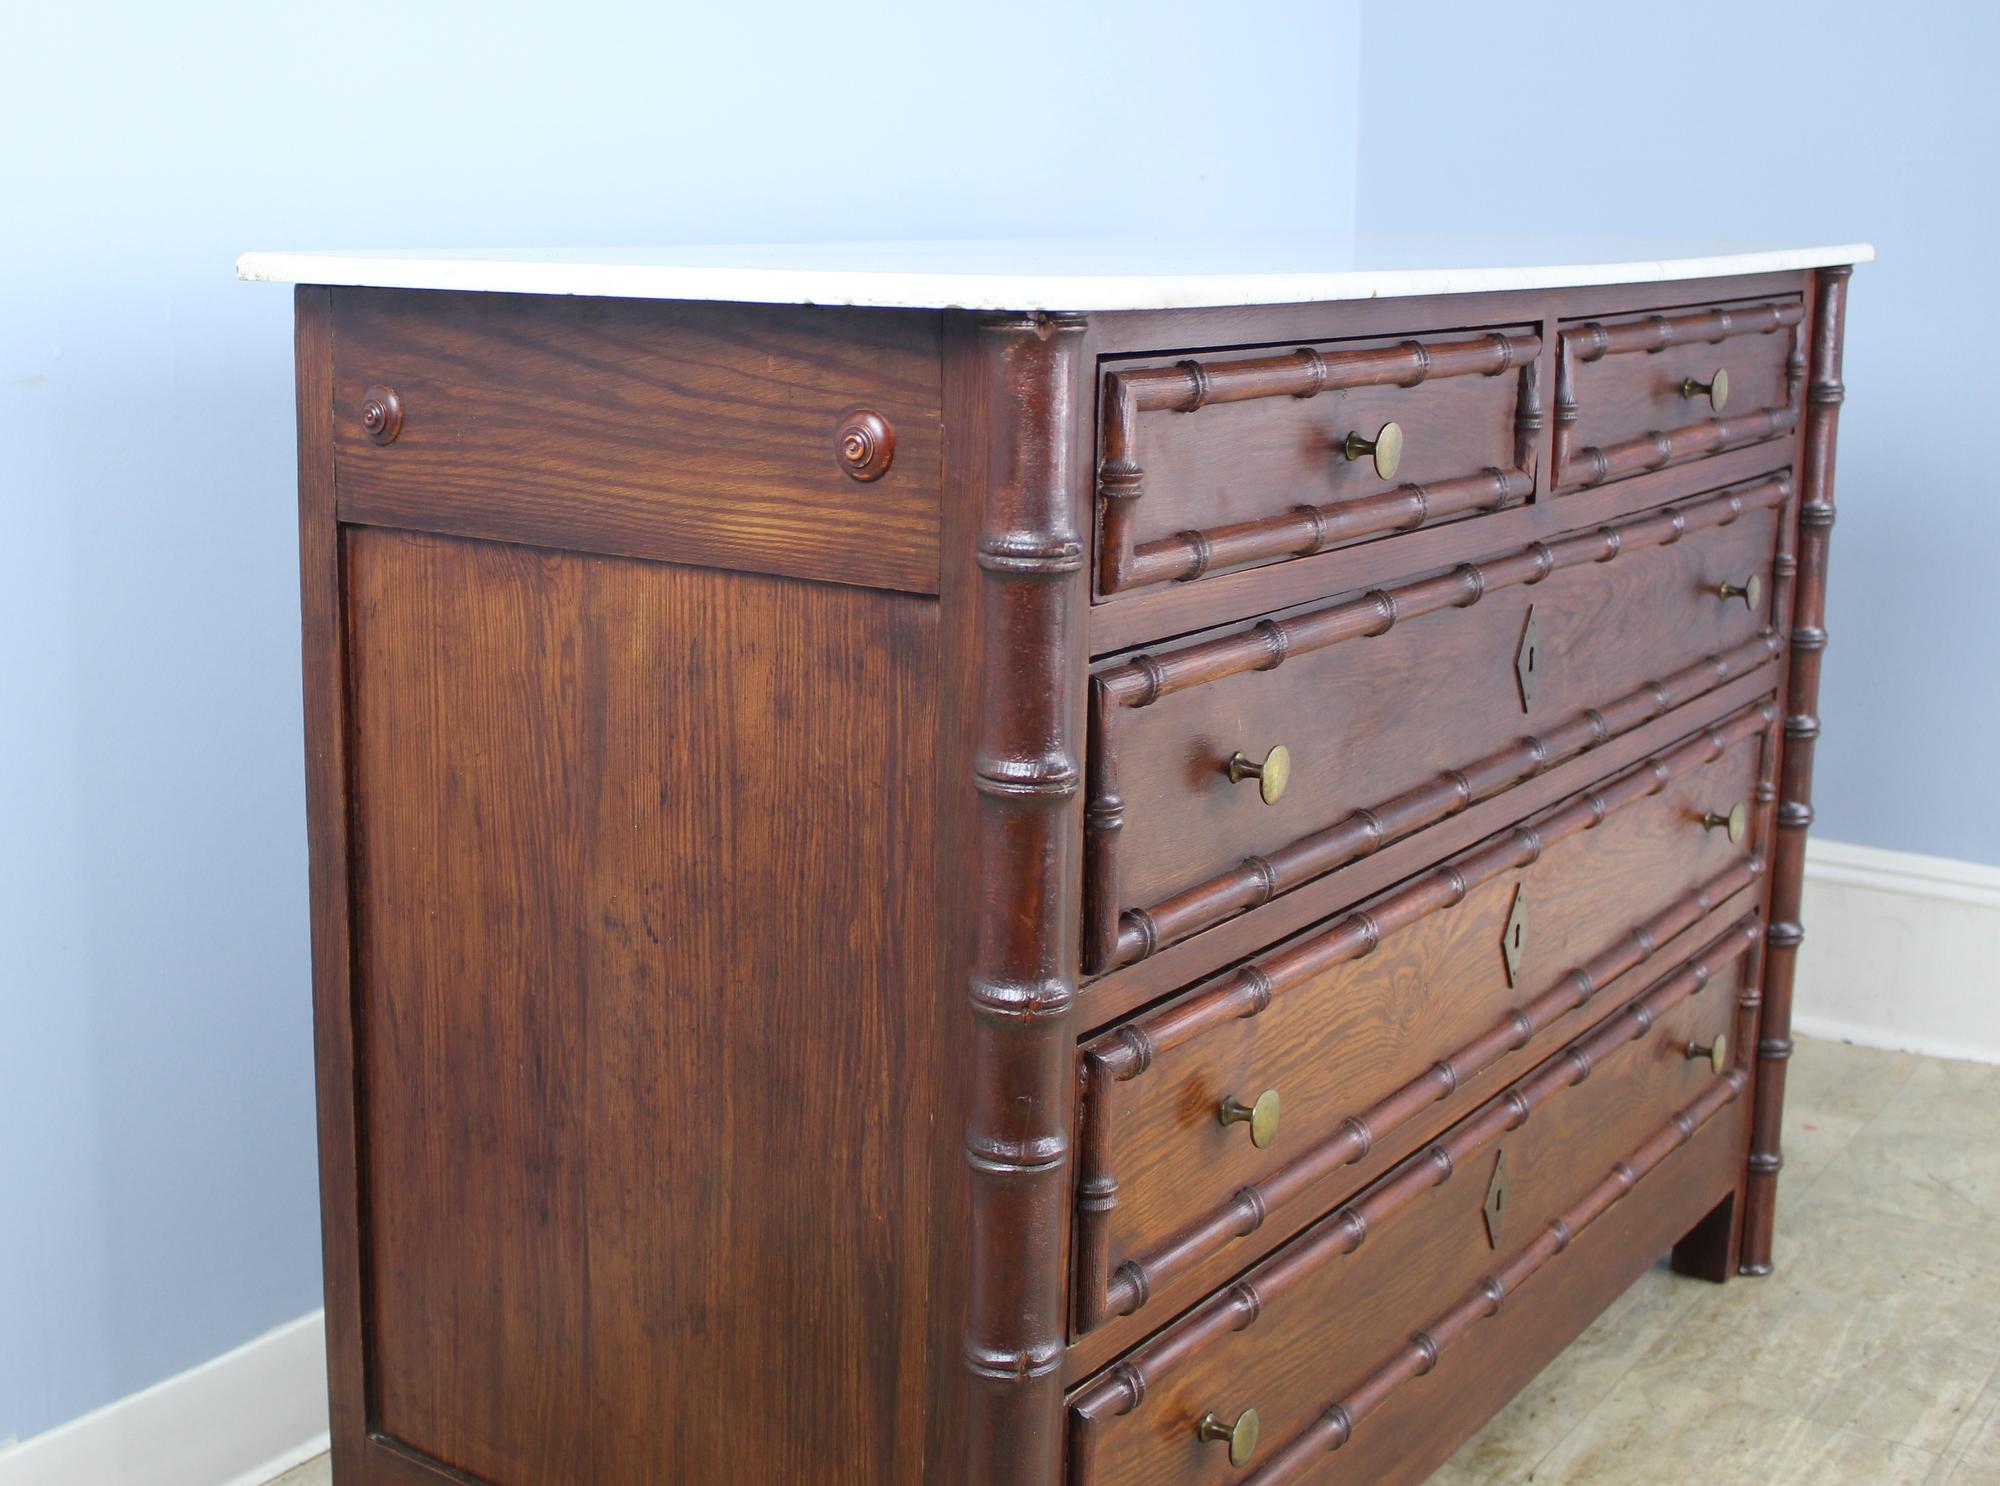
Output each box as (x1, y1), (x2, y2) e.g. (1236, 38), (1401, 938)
(360, 384), (404, 445)
(1340, 420), (1404, 480)
(1700, 803), (1749, 844)
(1681, 368), (1730, 411)
(1715, 574), (1763, 612)
(1225, 745), (1292, 806)
(835, 409), (894, 481)
(1197, 1408), (1261, 1467)
(1219, 1089), (1282, 1149)
(1685, 1034), (1728, 1075)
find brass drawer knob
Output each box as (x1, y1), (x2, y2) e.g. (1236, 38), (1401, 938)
(1700, 803), (1749, 843)
(1714, 574), (1763, 612)
(1685, 1034), (1728, 1075)
(1225, 745), (1292, 806)
(1197, 1408), (1261, 1468)
(1681, 368), (1730, 411)
(1340, 420), (1404, 481)
(1219, 1089), (1282, 1149)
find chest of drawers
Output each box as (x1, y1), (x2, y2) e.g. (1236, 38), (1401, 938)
(248, 241), (1867, 1485)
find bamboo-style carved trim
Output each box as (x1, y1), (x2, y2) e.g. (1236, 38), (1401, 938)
(1244, 1073), (1746, 1483)
(1554, 299), (1805, 491)
(1083, 471), (1789, 972)
(1743, 266), (1851, 1276)
(1097, 331), (1543, 594)
(1122, 465), (1535, 590)
(1562, 405), (1798, 490)
(1565, 300), (1805, 363)
(1066, 918), (1758, 1470)
(1098, 629), (1779, 968)
(1099, 475), (1787, 712)
(1072, 704), (1772, 1330)
(962, 311), (1088, 1486)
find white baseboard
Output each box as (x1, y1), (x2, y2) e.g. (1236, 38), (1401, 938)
(1795, 837), (2000, 1064)
(0, 1311), (328, 1486)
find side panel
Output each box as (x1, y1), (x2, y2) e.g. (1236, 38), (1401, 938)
(339, 530), (942, 1484)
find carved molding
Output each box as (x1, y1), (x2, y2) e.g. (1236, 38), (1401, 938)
(1073, 699), (1772, 1332)
(1097, 330), (1543, 594)
(1069, 917), (1757, 1446)
(1742, 265), (1852, 1277)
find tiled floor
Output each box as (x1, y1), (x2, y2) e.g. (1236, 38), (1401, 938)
(265, 1036), (2000, 1486)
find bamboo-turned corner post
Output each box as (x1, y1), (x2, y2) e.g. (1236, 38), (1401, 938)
(1742, 265), (1851, 1276)
(961, 310), (1090, 1485)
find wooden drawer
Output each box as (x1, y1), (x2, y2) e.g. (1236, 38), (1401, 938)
(1554, 295), (1804, 492)
(1065, 909), (1756, 1486)
(1073, 702), (1769, 1337)
(326, 289), (943, 592)
(1095, 326), (1542, 597)
(1084, 474), (1788, 972)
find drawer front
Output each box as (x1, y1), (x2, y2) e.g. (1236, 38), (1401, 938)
(1074, 703), (1769, 1336)
(1096, 327), (1541, 596)
(1085, 474), (1787, 971)
(1065, 911), (1755, 1486)
(327, 289), (943, 592)
(1555, 296), (1803, 492)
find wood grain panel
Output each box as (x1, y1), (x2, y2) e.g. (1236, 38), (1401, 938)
(343, 530), (943, 1485)
(1074, 725), (1763, 1337)
(330, 289), (943, 592)
(1557, 296), (1802, 492)
(1088, 484), (1783, 968)
(1066, 920), (1754, 1486)
(1096, 328), (1539, 594)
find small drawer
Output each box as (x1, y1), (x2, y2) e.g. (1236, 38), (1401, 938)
(1555, 295), (1804, 492)
(1066, 909), (1755, 1486)
(1095, 325), (1542, 597)
(1084, 474), (1788, 973)
(327, 288), (943, 592)
(1072, 705), (1769, 1337)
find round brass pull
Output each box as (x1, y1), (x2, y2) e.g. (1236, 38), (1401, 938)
(1219, 1089), (1282, 1149)
(1197, 1408), (1261, 1468)
(1680, 368), (1730, 412)
(1340, 420), (1404, 481)
(1700, 803), (1749, 844)
(1226, 745), (1293, 806)
(1714, 573), (1763, 612)
(1685, 1034), (1728, 1075)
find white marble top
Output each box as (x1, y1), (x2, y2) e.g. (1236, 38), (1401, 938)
(235, 236), (1873, 312)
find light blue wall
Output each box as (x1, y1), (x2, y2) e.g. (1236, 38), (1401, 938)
(0, 0), (1361, 1442)
(1356, 1), (2000, 865)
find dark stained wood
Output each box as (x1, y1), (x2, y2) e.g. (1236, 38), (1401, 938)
(1065, 918), (1754, 1486)
(1074, 718), (1766, 1337)
(1297, 1107), (1747, 1485)
(328, 289), (944, 592)
(1742, 265), (1851, 1275)
(1556, 295), (1803, 491)
(1096, 327), (1540, 594)
(279, 265), (1857, 1486)
(293, 286), (373, 1481)
(343, 531), (945, 1485)
(1083, 269), (1810, 359)
(953, 313), (1094, 1486)
(1086, 479), (1786, 970)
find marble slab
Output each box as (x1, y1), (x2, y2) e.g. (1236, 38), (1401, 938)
(235, 235), (1873, 311)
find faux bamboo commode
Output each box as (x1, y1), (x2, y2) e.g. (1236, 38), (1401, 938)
(246, 240), (1863, 1486)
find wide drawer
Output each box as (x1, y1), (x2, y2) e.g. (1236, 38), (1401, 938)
(1084, 474), (1788, 972)
(1554, 295), (1803, 492)
(1073, 702), (1769, 1337)
(1065, 910), (1756, 1486)
(326, 289), (943, 592)
(1095, 326), (1542, 597)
